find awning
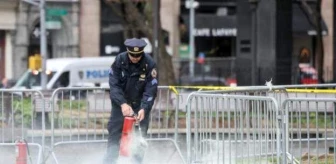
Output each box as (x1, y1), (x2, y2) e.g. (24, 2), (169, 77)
(182, 15), (237, 37)
(182, 4), (328, 37)
(292, 3), (328, 36)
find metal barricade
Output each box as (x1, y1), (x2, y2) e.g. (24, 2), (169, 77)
(0, 89), (45, 164)
(282, 98), (336, 164)
(45, 87), (110, 164)
(186, 93), (281, 164)
(1, 84), (336, 164)
(47, 86), (186, 164)
(184, 84), (336, 164)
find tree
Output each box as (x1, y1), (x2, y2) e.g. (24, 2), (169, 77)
(299, 0), (324, 82)
(104, 0), (176, 85)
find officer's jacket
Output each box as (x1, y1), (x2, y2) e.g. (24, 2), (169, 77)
(109, 52), (158, 112)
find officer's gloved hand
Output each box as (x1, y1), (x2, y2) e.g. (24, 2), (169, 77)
(121, 103), (134, 116)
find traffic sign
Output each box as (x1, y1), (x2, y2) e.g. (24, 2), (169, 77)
(179, 44), (190, 59)
(46, 21), (61, 30)
(46, 8), (68, 16)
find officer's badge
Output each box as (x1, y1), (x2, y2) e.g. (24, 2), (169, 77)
(139, 74), (146, 81)
(134, 47), (139, 52)
(151, 68), (157, 78)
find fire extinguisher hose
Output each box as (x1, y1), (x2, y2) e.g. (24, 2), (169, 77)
(23, 139), (33, 164)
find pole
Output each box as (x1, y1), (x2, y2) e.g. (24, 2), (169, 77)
(189, 0), (195, 77)
(251, 4), (257, 85)
(40, 0), (47, 90)
(334, 0), (336, 82)
(22, 0), (47, 89)
(153, 0), (159, 64)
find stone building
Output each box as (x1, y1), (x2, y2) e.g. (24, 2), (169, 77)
(0, 0), (178, 82)
(1, 0), (80, 80)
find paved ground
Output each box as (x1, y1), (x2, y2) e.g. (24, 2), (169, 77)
(50, 140), (185, 164)
(0, 139), (185, 164)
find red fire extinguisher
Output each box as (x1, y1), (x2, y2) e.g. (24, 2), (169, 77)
(119, 116), (136, 157)
(15, 140), (27, 164)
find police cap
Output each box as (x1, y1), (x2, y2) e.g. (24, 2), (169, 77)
(124, 38), (147, 57)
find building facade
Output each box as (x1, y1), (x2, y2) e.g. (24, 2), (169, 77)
(80, 0), (100, 58)
(0, 0), (17, 81)
(1, 0), (80, 80)
(1, 0), (179, 82)
(321, 0), (334, 81)
(179, 0), (333, 85)
(1, 0), (334, 85)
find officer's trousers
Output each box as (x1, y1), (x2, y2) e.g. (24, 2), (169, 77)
(103, 102), (149, 164)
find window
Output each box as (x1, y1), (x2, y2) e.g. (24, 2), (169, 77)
(53, 71), (69, 88)
(14, 70), (55, 89)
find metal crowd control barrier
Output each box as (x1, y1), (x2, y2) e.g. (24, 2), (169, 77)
(183, 84), (336, 164)
(0, 89), (45, 164)
(185, 92), (281, 164)
(2, 84), (336, 164)
(282, 98), (336, 164)
(46, 86), (186, 164)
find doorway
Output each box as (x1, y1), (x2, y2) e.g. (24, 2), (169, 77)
(195, 36), (235, 57)
(28, 23), (52, 67)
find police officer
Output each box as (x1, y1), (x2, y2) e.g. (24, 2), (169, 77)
(104, 38), (158, 164)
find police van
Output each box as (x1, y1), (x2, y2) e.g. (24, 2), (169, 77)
(13, 56), (116, 90)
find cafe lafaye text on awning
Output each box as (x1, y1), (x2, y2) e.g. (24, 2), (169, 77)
(182, 3), (328, 38)
(194, 28), (237, 37)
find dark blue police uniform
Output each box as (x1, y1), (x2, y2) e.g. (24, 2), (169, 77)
(104, 38), (158, 164)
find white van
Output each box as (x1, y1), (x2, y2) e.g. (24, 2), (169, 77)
(13, 56), (116, 89)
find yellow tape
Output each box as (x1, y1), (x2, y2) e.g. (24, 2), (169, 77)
(169, 86), (179, 95)
(168, 86), (336, 94)
(286, 89), (336, 93)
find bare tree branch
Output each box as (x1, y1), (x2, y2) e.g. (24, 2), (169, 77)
(103, 0), (176, 85)
(299, 0), (316, 28)
(103, 0), (124, 18)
